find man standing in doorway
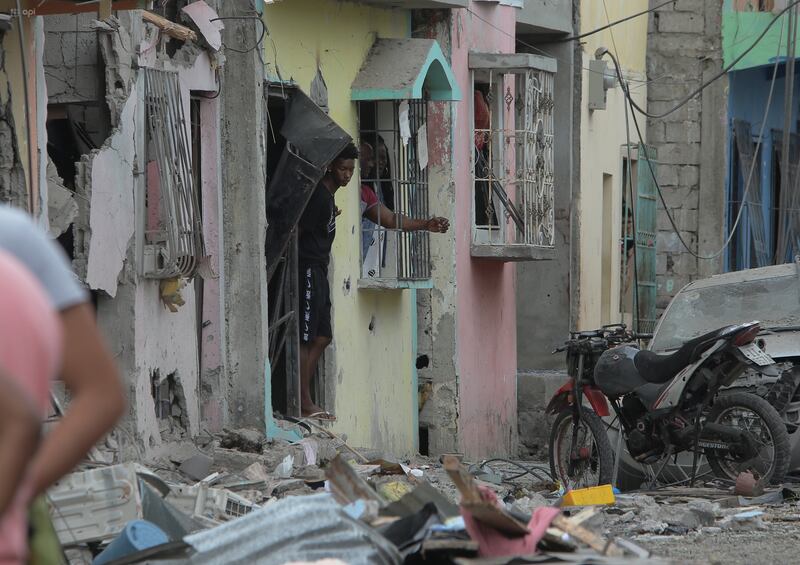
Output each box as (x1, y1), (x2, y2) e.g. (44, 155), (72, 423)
(298, 143), (449, 419)
(298, 143), (358, 419)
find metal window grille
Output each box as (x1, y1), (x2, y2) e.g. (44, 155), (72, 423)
(143, 68), (205, 279)
(472, 68), (555, 249)
(359, 100), (430, 282)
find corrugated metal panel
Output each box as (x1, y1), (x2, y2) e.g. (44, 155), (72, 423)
(164, 494), (401, 565)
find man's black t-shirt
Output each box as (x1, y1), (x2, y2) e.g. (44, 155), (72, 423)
(298, 182), (336, 266)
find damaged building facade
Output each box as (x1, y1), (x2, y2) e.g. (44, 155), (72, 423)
(0, 0), (568, 462)
(0, 0), (270, 459)
(262, 0), (566, 459)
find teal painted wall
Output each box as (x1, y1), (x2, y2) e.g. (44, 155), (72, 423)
(723, 0), (800, 70)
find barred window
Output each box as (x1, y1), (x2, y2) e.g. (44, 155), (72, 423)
(470, 54), (556, 261)
(358, 99), (431, 288)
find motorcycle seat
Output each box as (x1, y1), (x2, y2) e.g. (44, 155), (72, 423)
(634, 326), (736, 384)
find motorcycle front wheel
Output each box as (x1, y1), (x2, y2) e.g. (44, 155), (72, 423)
(549, 407), (614, 489)
(706, 392), (790, 484)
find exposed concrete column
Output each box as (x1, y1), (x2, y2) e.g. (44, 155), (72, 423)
(647, 0), (723, 307)
(697, 1), (726, 278)
(217, 0), (268, 428)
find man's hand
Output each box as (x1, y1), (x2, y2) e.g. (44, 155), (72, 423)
(426, 217), (450, 233)
(335, 206), (342, 217)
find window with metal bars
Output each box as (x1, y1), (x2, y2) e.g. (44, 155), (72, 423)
(358, 99), (431, 287)
(470, 61), (555, 260)
(142, 67), (205, 279)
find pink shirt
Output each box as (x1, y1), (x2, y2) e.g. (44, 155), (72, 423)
(0, 250), (62, 564)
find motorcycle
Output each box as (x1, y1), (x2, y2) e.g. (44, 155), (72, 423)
(547, 322), (791, 489)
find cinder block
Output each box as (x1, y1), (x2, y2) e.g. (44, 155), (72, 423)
(657, 12), (705, 34)
(666, 121), (701, 143)
(678, 165), (700, 187)
(658, 142), (702, 165)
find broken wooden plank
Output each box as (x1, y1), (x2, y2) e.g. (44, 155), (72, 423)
(142, 10), (198, 42)
(99, 0), (112, 19)
(443, 455), (530, 536)
(325, 454), (384, 506)
(551, 514), (625, 557)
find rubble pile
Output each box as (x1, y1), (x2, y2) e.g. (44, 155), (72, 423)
(47, 427), (800, 564)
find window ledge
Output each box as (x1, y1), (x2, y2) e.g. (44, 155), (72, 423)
(471, 244), (555, 262)
(357, 278), (434, 290)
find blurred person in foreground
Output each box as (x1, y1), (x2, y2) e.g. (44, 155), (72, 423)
(0, 249), (62, 564)
(0, 206), (125, 562)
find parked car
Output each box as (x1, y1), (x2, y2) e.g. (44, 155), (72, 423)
(611, 262), (800, 488)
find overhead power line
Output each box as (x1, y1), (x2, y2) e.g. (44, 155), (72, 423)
(559, 0), (676, 43)
(626, 0), (800, 119)
(601, 20), (785, 261)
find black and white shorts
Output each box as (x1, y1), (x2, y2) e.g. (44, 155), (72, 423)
(300, 264), (332, 343)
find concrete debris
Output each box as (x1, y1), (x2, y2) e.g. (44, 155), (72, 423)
(242, 462), (270, 482)
(47, 432), (800, 564)
(219, 428), (264, 453)
(178, 452), (214, 481)
(274, 454), (294, 478)
(46, 158), (78, 238)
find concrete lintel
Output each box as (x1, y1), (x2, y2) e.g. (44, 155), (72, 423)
(471, 244), (556, 262)
(357, 277), (434, 290)
(468, 52), (557, 74)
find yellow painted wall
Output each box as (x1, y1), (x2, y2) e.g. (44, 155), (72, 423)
(264, 1), (417, 453)
(578, 0), (648, 330)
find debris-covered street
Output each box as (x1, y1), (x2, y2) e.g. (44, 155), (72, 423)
(42, 423), (800, 564)
(3, 0), (800, 563)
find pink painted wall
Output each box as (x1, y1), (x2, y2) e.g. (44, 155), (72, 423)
(453, 3), (518, 457)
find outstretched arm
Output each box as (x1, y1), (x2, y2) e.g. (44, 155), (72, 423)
(28, 303), (125, 495)
(364, 201), (449, 233)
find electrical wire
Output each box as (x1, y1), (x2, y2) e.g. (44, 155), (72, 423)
(601, 23), (784, 261)
(476, 458), (555, 483)
(626, 0), (800, 119)
(559, 0), (676, 43)
(211, 15), (267, 54)
(464, 7), (653, 87)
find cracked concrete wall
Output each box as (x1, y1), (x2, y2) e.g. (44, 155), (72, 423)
(0, 40), (27, 208)
(413, 10), (460, 456)
(0, 22), (37, 210)
(44, 14), (103, 105)
(647, 0), (726, 305)
(49, 10), (220, 458)
(85, 88), (136, 296)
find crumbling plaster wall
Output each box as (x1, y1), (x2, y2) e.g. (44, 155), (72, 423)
(0, 19), (39, 210)
(647, 0), (726, 306)
(47, 10), (220, 458)
(44, 13), (104, 104)
(414, 9), (460, 456)
(0, 38), (27, 209)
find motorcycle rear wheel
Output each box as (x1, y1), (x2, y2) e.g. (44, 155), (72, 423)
(706, 392), (790, 484)
(549, 407), (614, 489)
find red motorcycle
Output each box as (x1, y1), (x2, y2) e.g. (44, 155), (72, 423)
(546, 324), (789, 489)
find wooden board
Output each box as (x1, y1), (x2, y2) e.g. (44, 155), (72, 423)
(98, 0), (112, 19)
(551, 515), (624, 557)
(0, 0), (142, 15)
(443, 455), (530, 536)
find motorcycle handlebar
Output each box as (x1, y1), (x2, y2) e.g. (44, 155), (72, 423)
(553, 329), (652, 354)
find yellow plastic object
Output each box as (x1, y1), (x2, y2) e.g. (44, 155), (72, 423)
(560, 484), (615, 507)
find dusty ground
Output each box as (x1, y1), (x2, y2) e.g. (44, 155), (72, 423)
(141, 431), (800, 565)
(642, 529), (800, 565)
